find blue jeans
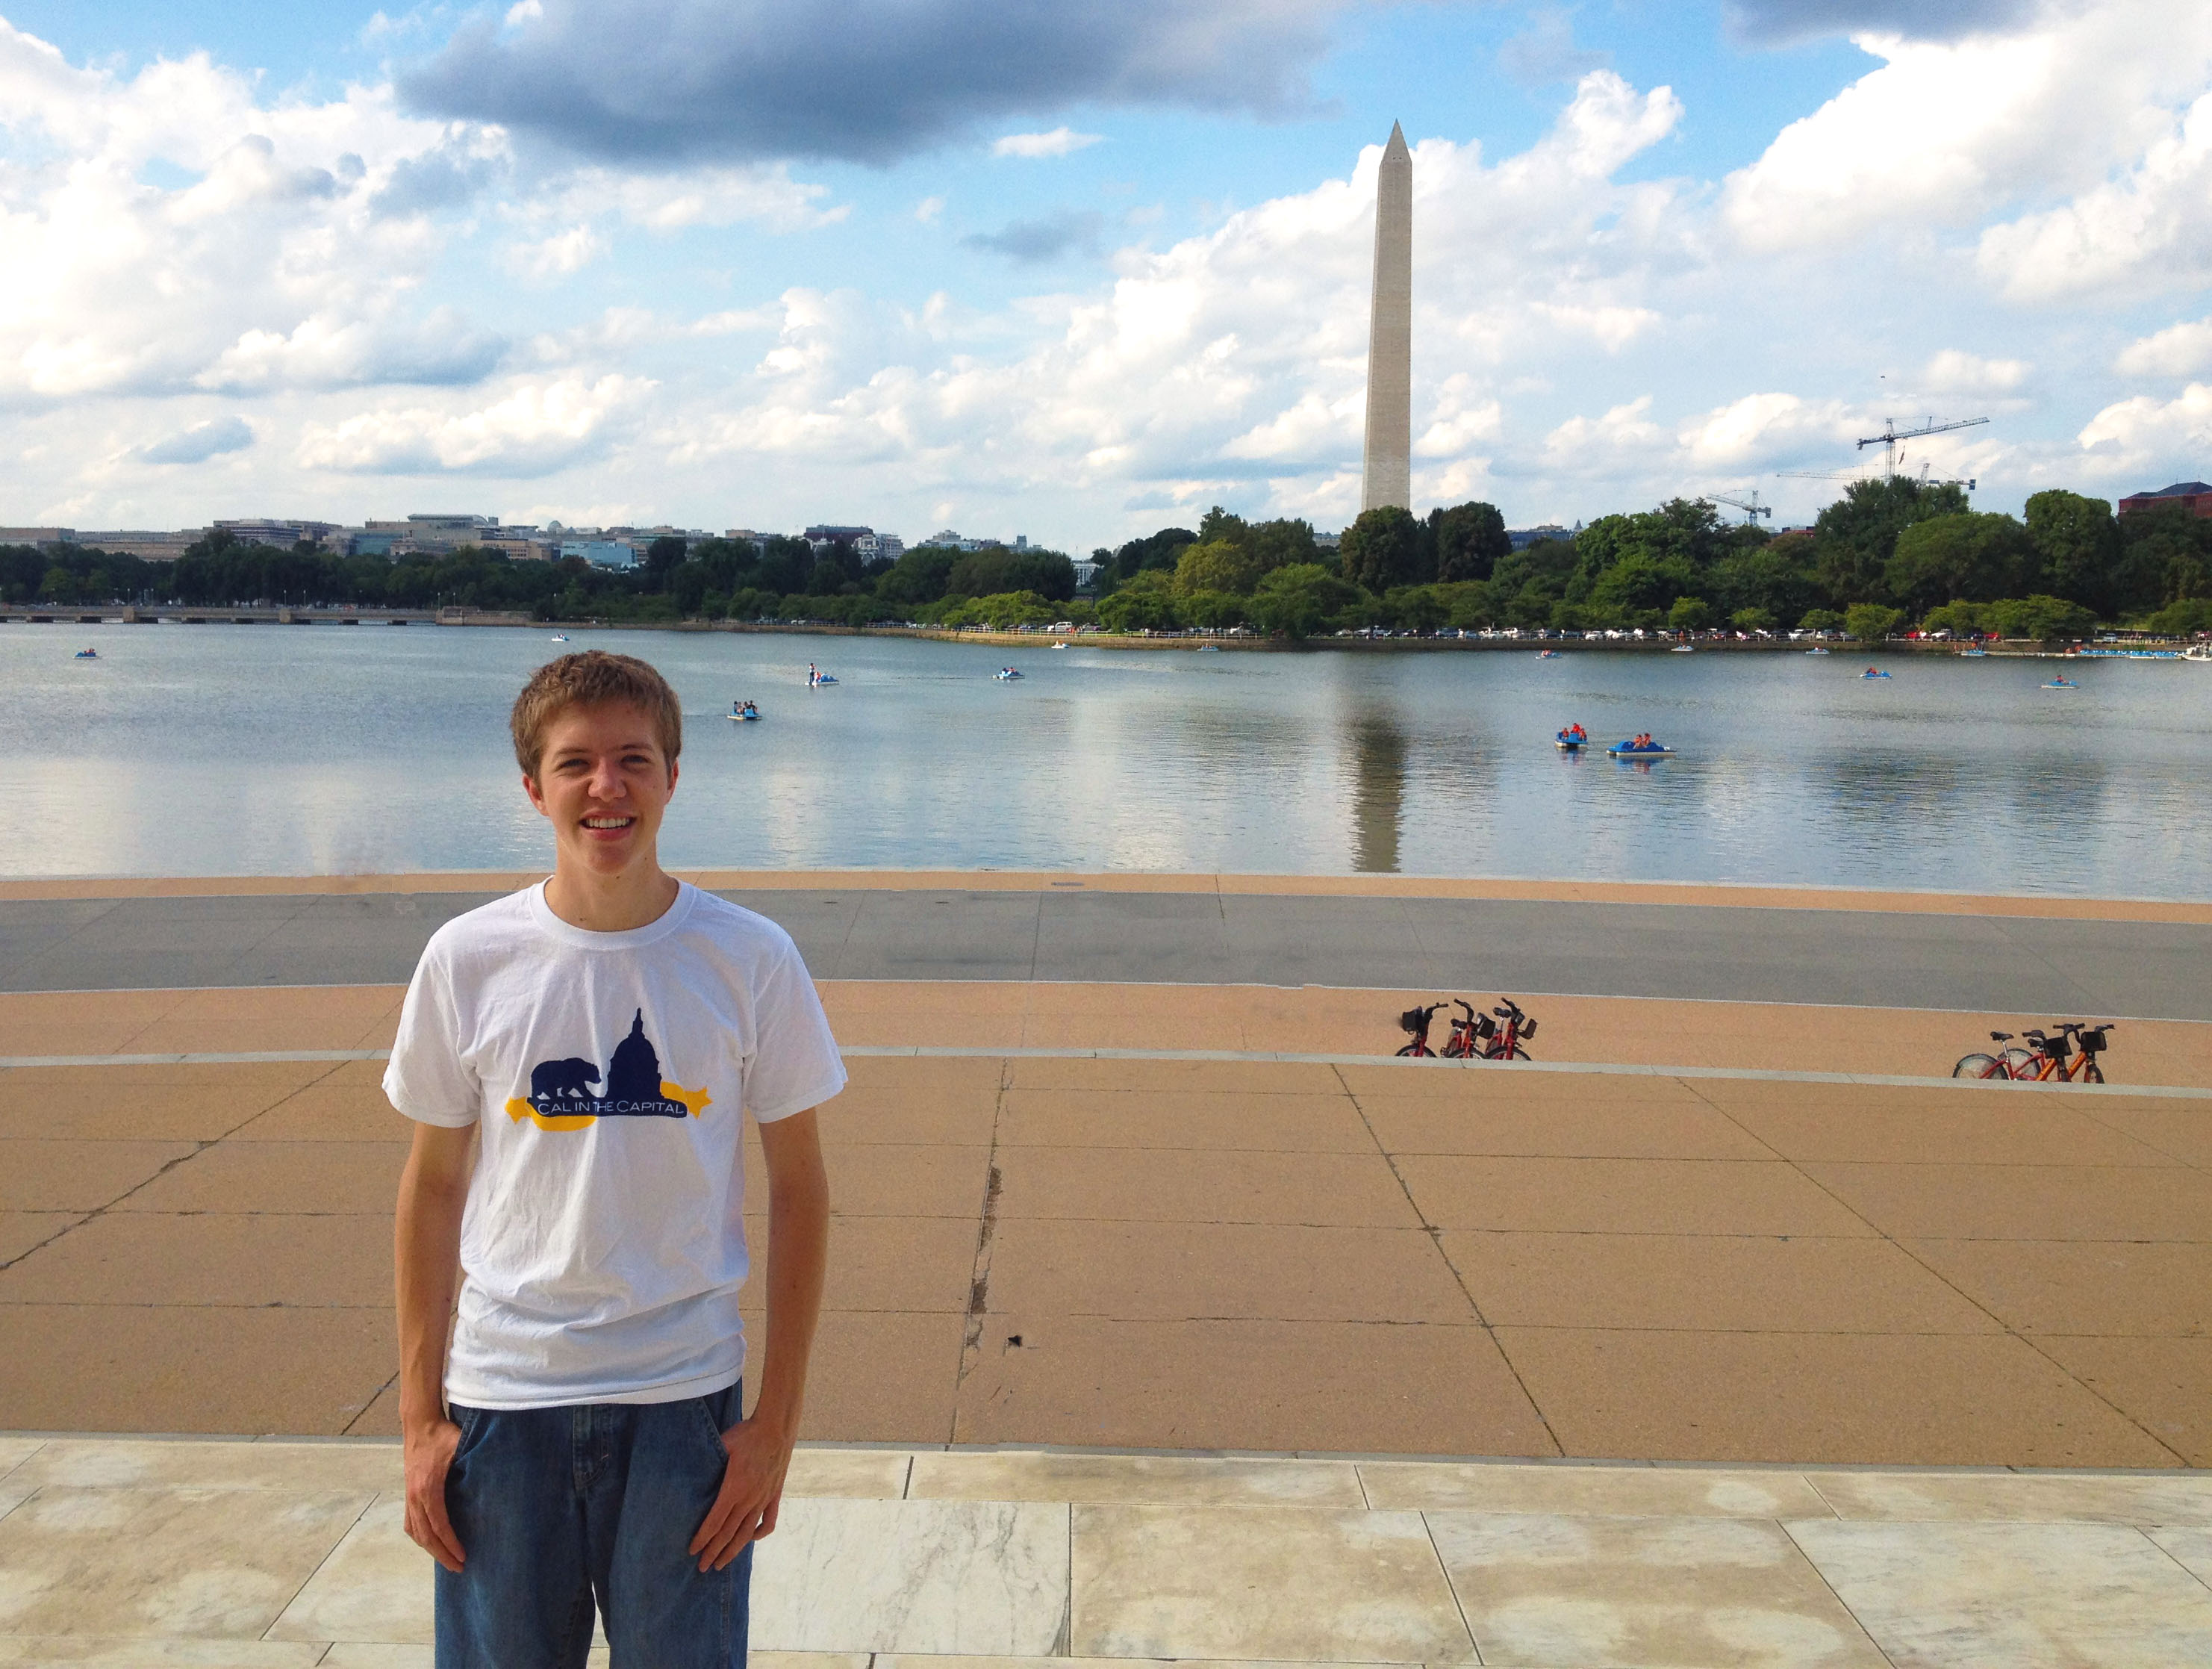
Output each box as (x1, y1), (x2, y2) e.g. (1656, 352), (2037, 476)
(436, 1379), (752, 1669)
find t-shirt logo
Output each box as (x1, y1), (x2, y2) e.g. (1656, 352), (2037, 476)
(505, 1009), (712, 1132)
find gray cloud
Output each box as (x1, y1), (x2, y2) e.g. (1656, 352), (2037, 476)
(1498, 10), (1607, 85)
(140, 416), (255, 465)
(371, 145), (505, 217)
(1726, 0), (2047, 44)
(400, 0), (1347, 165)
(962, 209), (1104, 264)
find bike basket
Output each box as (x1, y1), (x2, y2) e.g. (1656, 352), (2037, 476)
(1474, 1014), (1497, 1039)
(1520, 1018), (1538, 1039)
(2043, 1032), (2070, 1057)
(1398, 1008), (1425, 1034)
(2079, 1029), (2107, 1053)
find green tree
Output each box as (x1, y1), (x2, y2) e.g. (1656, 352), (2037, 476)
(2116, 500), (2212, 615)
(1884, 512), (2037, 615)
(1588, 553), (1698, 627)
(1668, 595), (1712, 632)
(1179, 589), (1248, 629)
(2025, 490), (2122, 612)
(1429, 501), (1510, 582)
(671, 561), (711, 615)
(1708, 534), (1817, 626)
(1247, 563), (1362, 638)
(1845, 603), (1905, 642)
(946, 546), (1077, 601)
(2145, 597), (2211, 635)
(1799, 609), (1845, 633)
(1339, 506), (1424, 594)
(1985, 594), (2096, 641)
(875, 544), (960, 605)
(1813, 476), (1971, 603)
(1106, 526), (1198, 587)
(1097, 569), (1181, 631)
(644, 535), (688, 586)
(1730, 606), (1776, 632)
(1174, 538), (1280, 596)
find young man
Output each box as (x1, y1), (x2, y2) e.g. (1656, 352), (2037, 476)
(389, 650), (838, 1668)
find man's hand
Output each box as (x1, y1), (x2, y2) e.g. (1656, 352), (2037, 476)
(688, 1414), (795, 1572)
(402, 1417), (468, 1573)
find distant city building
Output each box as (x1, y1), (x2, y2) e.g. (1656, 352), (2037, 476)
(2118, 481), (2212, 518)
(804, 524), (872, 544)
(0, 527), (73, 548)
(214, 518), (341, 548)
(75, 530), (202, 559)
(1314, 531), (1342, 553)
(561, 541), (638, 569)
(917, 529), (1021, 552)
(1072, 558), (1102, 588)
(1507, 523), (1573, 550)
(854, 532), (904, 563)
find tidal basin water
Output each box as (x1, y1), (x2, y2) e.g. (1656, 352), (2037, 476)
(4, 623), (2207, 897)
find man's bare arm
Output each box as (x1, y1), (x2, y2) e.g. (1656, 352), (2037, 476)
(396, 1120), (475, 1573)
(690, 1106), (830, 1571)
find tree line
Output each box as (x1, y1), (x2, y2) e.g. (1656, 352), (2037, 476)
(4, 480), (2207, 640)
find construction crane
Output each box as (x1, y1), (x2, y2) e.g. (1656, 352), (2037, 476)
(1857, 414), (1988, 478)
(1703, 489), (1772, 524)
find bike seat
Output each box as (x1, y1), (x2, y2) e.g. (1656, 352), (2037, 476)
(1990, 1032), (2013, 1042)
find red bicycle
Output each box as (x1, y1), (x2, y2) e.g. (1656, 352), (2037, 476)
(1484, 998), (1537, 1060)
(1954, 1021), (2114, 1083)
(1396, 1002), (1445, 1057)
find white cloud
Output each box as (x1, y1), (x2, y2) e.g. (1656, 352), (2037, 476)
(511, 224), (605, 276)
(0, 18), (480, 403)
(294, 374), (654, 475)
(915, 195), (946, 223)
(992, 127), (1104, 159)
(140, 414), (254, 464)
(1918, 348), (2031, 394)
(1722, 4), (2212, 255)
(2115, 315), (2212, 379)
(1977, 90), (2212, 302)
(2077, 382), (2212, 472)
(527, 164), (843, 233)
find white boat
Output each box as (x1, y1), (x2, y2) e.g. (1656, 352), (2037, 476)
(1806, 646), (1830, 656)
(2186, 644), (2211, 662)
(1051, 642), (1068, 650)
(1670, 644), (1694, 653)
(550, 634), (570, 642)
(1197, 644), (1221, 652)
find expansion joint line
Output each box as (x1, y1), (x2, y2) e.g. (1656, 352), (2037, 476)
(1329, 1062), (1565, 1460)
(0, 1057), (352, 1273)
(1674, 1076), (2191, 1467)
(951, 1060), (1012, 1436)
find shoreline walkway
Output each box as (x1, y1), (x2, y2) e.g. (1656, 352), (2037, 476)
(2, 1434), (2211, 1666)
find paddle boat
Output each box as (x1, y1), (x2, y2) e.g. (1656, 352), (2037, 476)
(2187, 644), (2212, 663)
(727, 700), (761, 721)
(1536, 649), (1560, 660)
(1197, 643), (1221, 652)
(994, 667), (1023, 680)
(2042, 676), (2079, 689)
(1860, 667), (1891, 680)
(1806, 645), (1831, 656)
(549, 633), (570, 642)
(72, 647), (98, 659)
(1051, 641), (1069, 650)
(1959, 647), (1987, 657)
(1555, 726), (1589, 753)
(1605, 736), (1673, 757)
(806, 663), (838, 687)
(1669, 643), (1694, 653)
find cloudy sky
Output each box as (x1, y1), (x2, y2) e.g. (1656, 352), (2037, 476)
(3, 0), (2210, 547)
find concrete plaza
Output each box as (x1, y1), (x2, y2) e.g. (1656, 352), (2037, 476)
(1, 872), (2208, 1663)
(4, 1435), (2211, 1667)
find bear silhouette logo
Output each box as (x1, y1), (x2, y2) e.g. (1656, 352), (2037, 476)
(531, 1057), (601, 1103)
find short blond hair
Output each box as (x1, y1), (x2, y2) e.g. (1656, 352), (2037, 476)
(511, 650), (682, 778)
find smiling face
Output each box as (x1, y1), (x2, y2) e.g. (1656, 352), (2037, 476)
(523, 700), (679, 879)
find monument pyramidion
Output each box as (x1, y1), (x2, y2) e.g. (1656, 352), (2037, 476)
(1361, 122), (1412, 514)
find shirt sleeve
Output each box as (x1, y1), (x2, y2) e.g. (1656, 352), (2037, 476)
(382, 941), (481, 1128)
(744, 933), (847, 1124)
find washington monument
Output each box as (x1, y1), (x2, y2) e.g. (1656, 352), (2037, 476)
(1361, 121), (1412, 512)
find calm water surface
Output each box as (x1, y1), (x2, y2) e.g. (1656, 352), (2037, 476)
(4, 624), (2205, 897)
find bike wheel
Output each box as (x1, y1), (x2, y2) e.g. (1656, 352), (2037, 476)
(2083, 1061), (2104, 1084)
(1395, 1042), (1422, 1057)
(1954, 1053), (2001, 1079)
(2001, 1047), (2038, 1079)
(1507, 1045), (1530, 1060)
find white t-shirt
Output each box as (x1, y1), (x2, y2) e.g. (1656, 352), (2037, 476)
(383, 880), (845, 1409)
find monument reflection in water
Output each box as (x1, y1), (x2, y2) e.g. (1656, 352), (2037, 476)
(1, 626), (2207, 899)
